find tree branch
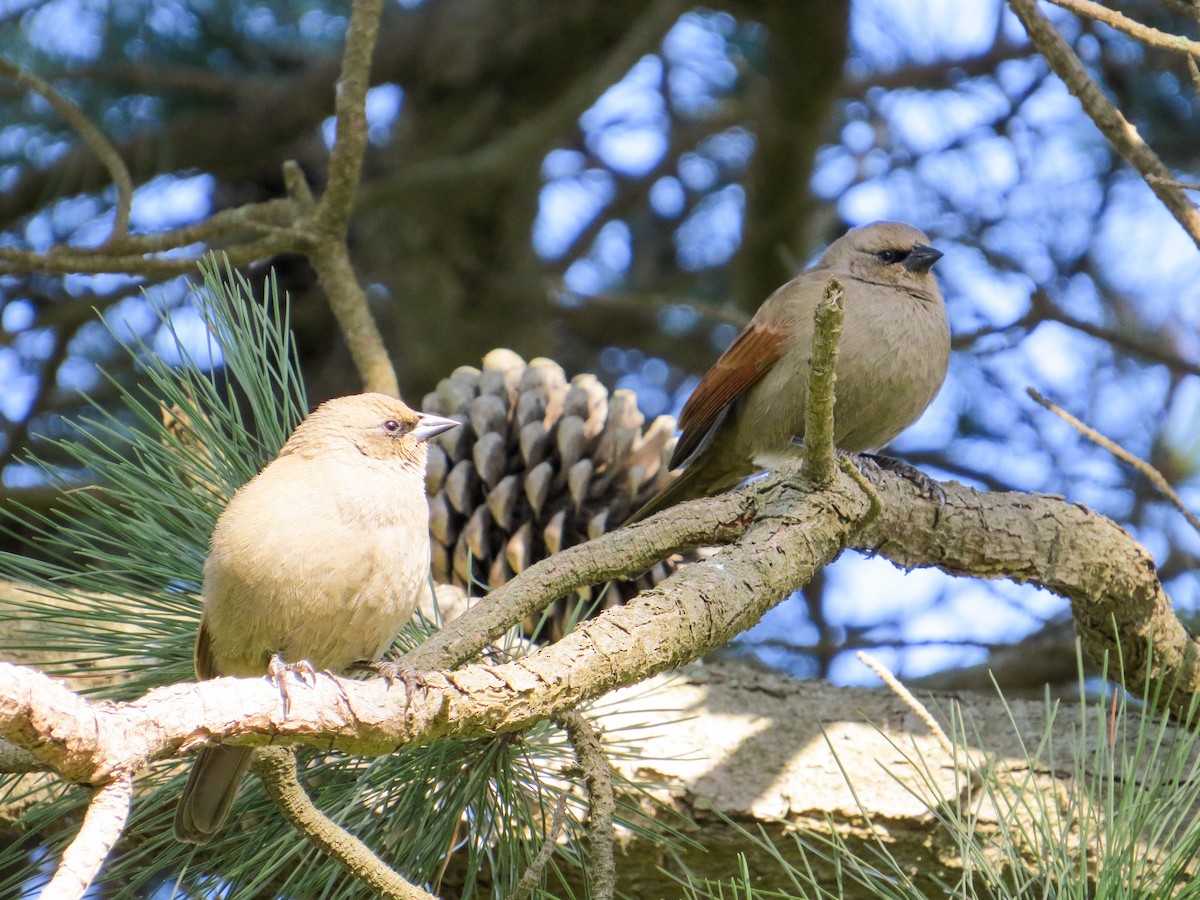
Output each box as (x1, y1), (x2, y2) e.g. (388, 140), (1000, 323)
(556, 711), (615, 900)
(801, 277), (844, 486)
(41, 774), (133, 900)
(5, 464), (1191, 779)
(1028, 388), (1200, 537)
(288, 0), (400, 398)
(509, 791), (570, 900)
(854, 477), (1198, 717)
(0, 461), (871, 780)
(1009, 0), (1200, 250)
(0, 57), (133, 243)
(318, 0), (383, 235)
(304, 237), (400, 397)
(2, 463), (1197, 892)
(403, 487), (753, 673)
(0, 235), (299, 276)
(1044, 0), (1200, 59)
(251, 747), (437, 900)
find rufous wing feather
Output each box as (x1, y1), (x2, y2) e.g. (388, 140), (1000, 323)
(671, 323), (787, 468)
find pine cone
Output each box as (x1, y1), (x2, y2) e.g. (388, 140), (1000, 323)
(421, 349), (679, 640)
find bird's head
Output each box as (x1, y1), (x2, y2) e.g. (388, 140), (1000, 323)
(283, 393), (459, 467)
(822, 220), (944, 295)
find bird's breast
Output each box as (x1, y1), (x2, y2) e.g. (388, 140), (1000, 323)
(200, 459), (431, 676)
(831, 289), (950, 451)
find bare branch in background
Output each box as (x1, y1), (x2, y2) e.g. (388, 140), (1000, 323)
(1028, 387), (1200, 537)
(0, 57), (133, 243)
(1044, 0), (1200, 60)
(1009, 0), (1200, 249)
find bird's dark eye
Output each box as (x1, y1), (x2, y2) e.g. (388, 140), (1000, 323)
(383, 419), (402, 434)
(875, 248), (910, 265)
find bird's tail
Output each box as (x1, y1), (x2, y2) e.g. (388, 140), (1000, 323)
(174, 744), (254, 844)
(625, 461), (739, 525)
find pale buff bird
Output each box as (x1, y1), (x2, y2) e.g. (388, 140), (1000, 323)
(628, 221), (949, 523)
(174, 393), (458, 844)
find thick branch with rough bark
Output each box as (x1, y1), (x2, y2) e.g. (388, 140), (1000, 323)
(0, 460), (871, 779)
(2, 463), (1194, 779)
(855, 476), (1197, 708)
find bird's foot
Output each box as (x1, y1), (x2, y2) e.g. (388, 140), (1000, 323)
(856, 453), (947, 516)
(267, 654), (317, 717)
(370, 659), (429, 717)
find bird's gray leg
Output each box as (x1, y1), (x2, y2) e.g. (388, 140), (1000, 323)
(857, 452), (947, 519)
(790, 438), (946, 515)
(266, 653), (317, 717)
(349, 657), (429, 718)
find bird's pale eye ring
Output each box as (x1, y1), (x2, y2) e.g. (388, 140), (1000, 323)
(875, 248), (910, 265)
(383, 419), (402, 434)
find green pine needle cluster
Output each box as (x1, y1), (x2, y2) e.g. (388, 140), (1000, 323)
(0, 257), (306, 698)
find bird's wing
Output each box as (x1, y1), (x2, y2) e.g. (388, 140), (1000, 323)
(671, 320), (787, 469)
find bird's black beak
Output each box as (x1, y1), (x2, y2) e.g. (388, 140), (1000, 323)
(412, 413), (460, 443)
(903, 244), (943, 272)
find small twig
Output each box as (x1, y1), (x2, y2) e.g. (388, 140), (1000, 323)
(282, 159), (316, 209)
(801, 277), (845, 486)
(1189, 55), (1200, 100)
(856, 651), (984, 784)
(857, 651), (956, 758)
(509, 791), (571, 900)
(104, 197), (302, 253)
(555, 711), (616, 900)
(1031, 287), (1200, 379)
(0, 235), (297, 276)
(837, 455), (881, 527)
(1009, 0), (1200, 250)
(317, 0), (382, 236)
(1045, 0), (1200, 59)
(41, 773), (133, 900)
(0, 201), (303, 278)
(1146, 175), (1200, 192)
(296, 0), (400, 398)
(1027, 388), (1200, 537)
(306, 239), (401, 396)
(252, 747), (437, 900)
(0, 57), (133, 243)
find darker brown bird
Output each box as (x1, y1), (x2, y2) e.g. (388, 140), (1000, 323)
(628, 221), (949, 523)
(174, 393), (459, 844)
